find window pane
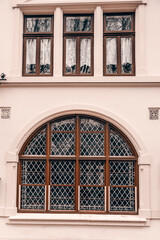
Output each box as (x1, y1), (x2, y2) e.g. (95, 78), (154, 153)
(51, 133), (75, 155)
(21, 160), (45, 184)
(66, 16), (91, 32)
(80, 38), (91, 74)
(40, 39), (51, 74)
(106, 15), (132, 31)
(50, 186), (75, 210)
(80, 186), (105, 211)
(26, 39), (36, 74)
(110, 161), (134, 186)
(23, 128), (46, 155)
(50, 160), (75, 185)
(26, 17), (51, 32)
(106, 38), (117, 74)
(80, 118), (104, 131)
(80, 161), (105, 185)
(121, 37), (132, 74)
(65, 38), (76, 74)
(21, 185), (45, 210)
(110, 127), (133, 156)
(80, 133), (104, 156)
(51, 118), (75, 131)
(110, 187), (135, 211)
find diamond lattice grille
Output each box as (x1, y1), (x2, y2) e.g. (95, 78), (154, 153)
(51, 133), (75, 155)
(80, 118), (104, 131)
(80, 186), (105, 211)
(51, 160), (75, 185)
(22, 160), (45, 184)
(110, 187), (135, 211)
(51, 118), (75, 131)
(80, 133), (104, 156)
(50, 186), (75, 210)
(110, 128), (133, 156)
(80, 161), (105, 185)
(110, 161), (134, 186)
(21, 185), (45, 210)
(23, 128), (46, 155)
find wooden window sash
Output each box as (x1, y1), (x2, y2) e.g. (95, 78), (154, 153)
(23, 15), (53, 77)
(103, 13), (135, 76)
(18, 115), (138, 214)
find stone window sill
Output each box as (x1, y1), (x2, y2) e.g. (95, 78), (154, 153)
(8, 213), (149, 226)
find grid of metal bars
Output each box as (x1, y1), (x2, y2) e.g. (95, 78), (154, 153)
(19, 115), (138, 213)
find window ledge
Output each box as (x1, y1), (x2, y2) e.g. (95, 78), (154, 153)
(7, 214), (149, 226)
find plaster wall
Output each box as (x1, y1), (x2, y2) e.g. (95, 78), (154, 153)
(0, 0), (160, 240)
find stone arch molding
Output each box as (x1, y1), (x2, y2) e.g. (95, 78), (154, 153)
(6, 104), (150, 164)
(5, 104), (151, 219)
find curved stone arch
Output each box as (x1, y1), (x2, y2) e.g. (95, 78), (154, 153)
(5, 105), (150, 218)
(7, 105), (148, 161)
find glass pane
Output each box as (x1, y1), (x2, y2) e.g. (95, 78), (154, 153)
(50, 186), (75, 210)
(110, 161), (134, 186)
(106, 38), (117, 74)
(40, 39), (51, 74)
(106, 15), (132, 31)
(26, 17), (52, 32)
(80, 133), (104, 156)
(80, 38), (91, 74)
(23, 128), (46, 155)
(26, 39), (36, 74)
(80, 186), (105, 211)
(66, 16), (91, 32)
(110, 187), (135, 211)
(80, 118), (104, 131)
(21, 160), (45, 184)
(66, 38), (76, 74)
(51, 118), (75, 131)
(121, 37), (132, 74)
(21, 185), (45, 210)
(51, 133), (75, 155)
(51, 160), (75, 185)
(110, 127), (133, 156)
(80, 161), (105, 185)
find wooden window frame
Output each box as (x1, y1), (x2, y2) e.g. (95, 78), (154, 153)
(22, 15), (54, 77)
(103, 12), (135, 76)
(63, 14), (94, 76)
(18, 114), (138, 214)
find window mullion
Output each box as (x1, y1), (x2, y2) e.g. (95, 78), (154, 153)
(36, 37), (40, 75)
(45, 123), (51, 211)
(77, 37), (80, 74)
(105, 123), (110, 213)
(117, 36), (121, 75)
(75, 116), (80, 212)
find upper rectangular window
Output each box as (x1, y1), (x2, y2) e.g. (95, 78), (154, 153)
(63, 14), (94, 76)
(23, 16), (53, 76)
(103, 13), (135, 76)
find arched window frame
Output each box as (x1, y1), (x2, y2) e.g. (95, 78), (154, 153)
(18, 114), (138, 214)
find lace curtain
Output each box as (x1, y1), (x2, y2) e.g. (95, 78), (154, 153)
(40, 39), (51, 74)
(106, 38), (117, 74)
(26, 39), (36, 74)
(121, 38), (132, 73)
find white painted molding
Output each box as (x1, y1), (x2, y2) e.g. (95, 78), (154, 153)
(8, 213), (149, 226)
(94, 6), (103, 77)
(6, 105), (148, 158)
(54, 7), (63, 77)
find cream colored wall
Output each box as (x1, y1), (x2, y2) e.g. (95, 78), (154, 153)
(0, 0), (160, 240)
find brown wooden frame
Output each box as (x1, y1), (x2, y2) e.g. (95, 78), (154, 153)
(18, 114), (138, 214)
(63, 14), (94, 76)
(103, 12), (135, 76)
(22, 15), (54, 76)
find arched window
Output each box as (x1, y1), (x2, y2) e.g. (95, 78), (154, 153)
(18, 114), (138, 214)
